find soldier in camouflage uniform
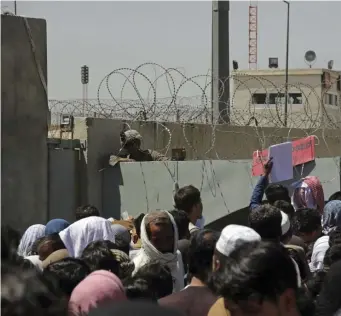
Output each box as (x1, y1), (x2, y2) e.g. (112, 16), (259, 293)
(109, 129), (168, 166)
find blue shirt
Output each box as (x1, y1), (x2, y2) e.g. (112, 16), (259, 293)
(250, 175), (269, 210)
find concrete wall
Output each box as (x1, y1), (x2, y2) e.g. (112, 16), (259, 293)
(102, 158), (340, 228)
(1, 15), (48, 232)
(72, 117), (341, 211)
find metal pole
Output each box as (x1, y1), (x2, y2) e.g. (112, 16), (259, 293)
(14, 0), (17, 15)
(283, 0), (290, 127)
(211, 0), (230, 124)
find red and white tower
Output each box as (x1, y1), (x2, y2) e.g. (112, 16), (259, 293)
(248, 3), (258, 69)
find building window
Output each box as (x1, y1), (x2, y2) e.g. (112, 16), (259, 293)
(324, 93), (338, 106)
(253, 93), (302, 105)
(252, 93), (267, 104)
(289, 93), (302, 104)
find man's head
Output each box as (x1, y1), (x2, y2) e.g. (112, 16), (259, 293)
(81, 240), (120, 274)
(169, 210), (190, 240)
(213, 225), (261, 272)
(75, 205), (100, 221)
(249, 204), (282, 241)
(132, 260), (173, 300)
(43, 257), (90, 297)
(274, 200), (295, 220)
(120, 130), (142, 154)
(174, 185), (202, 224)
(144, 211), (175, 254)
(188, 229), (220, 284)
(265, 184), (290, 204)
(291, 208), (322, 244)
(37, 233), (65, 261)
(328, 191), (341, 202)
(210, 241), (300, 316)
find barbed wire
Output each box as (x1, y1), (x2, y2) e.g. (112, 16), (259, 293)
(49, 63), (341, 169)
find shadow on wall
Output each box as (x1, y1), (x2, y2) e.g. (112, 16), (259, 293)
(206, 207), (250, 231)
(102, 165), (123, 220)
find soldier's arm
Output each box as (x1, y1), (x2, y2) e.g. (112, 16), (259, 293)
(149, 150), (169, 161)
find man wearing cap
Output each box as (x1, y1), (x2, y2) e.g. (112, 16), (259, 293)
(109, 129), (168, 165)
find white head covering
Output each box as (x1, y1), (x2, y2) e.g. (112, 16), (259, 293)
(281, 211), (291, 236)
(133, 211), (184, 292)
(17, 224), (46, 257)
(25, 255), (43, 272)
(59, 216), (114, 257)
(216, 225), (261, 257)
(309, 235), (330, 272)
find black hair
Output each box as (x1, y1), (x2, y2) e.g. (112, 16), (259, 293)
(134, 213), (145, 238)
(291, 208), (321, 235)
(113, 235), (130, 256)
(188, 229), (220, 284)
(169, 209), (190, 239)
(123, 277), (155, 301)
(329, 227), (341, 247)
(173, 185), (201, 215)
(328, 191), (341, 202)
(323, 244), (341, 269)
(248, 204), (282, 241)
(209, 241), (298, 303)
(43, 257), (90, 297)
(75, 205), (100, 221)
(133, 261), (173, 300)
(2, 263), (68, 316)
(265, 184), (290, 204)
(273, 200), (295, 219)
(81, 240), (120, 274)
(1, 225), (21, 262)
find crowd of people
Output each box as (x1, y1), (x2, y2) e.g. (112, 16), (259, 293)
(2, 160), (341, 316)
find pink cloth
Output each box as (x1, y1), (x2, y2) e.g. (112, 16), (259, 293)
(293, 176), (325, 213)
(69, 270), (126, 315)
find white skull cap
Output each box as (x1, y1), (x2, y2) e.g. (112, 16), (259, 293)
(215, 224), (261, 257)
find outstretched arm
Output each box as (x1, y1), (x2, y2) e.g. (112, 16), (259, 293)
(249, 158), (273, 210)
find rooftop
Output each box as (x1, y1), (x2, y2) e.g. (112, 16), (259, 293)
(234, 68), (340, 78)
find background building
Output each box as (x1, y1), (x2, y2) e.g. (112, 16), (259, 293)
(231, 68), (341, 128)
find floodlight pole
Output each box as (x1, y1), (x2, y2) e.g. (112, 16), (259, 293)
(14, 1), (17, 15)
(283, 0), (290, 127)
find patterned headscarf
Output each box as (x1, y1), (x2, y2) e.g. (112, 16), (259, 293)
(322, 201), (341, 235)
(17, 224), (46, 257)
(292, 176), (325, 213)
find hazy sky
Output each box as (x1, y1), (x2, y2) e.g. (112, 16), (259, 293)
(2, 1), (341, 99)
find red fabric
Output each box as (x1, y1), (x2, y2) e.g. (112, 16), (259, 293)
(304, 176), (325, 213)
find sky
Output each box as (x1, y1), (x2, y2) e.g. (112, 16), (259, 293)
(2, 1), (341, 100)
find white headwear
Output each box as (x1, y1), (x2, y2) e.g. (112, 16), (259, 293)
(59, 216), (114, 257)
(17, 224), (46, 257)
(216, 225), (261, 257)
(309, 235), (330, 272)
(133, 211), (184, 292)
(25, 255), (43, 272)
(281, 211), (291, 236)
